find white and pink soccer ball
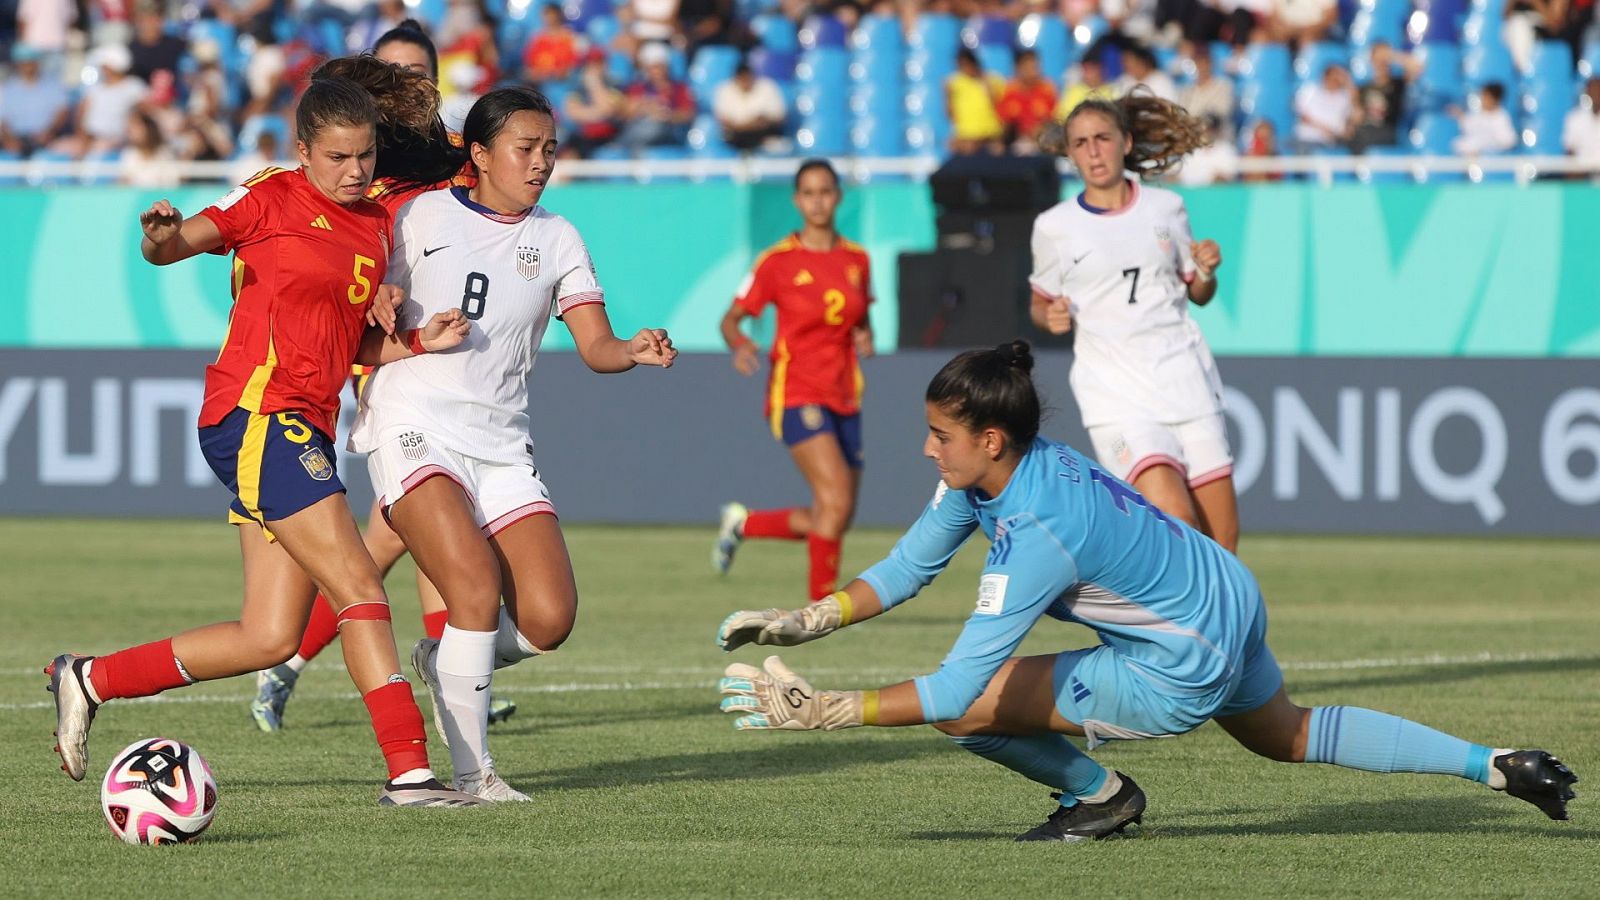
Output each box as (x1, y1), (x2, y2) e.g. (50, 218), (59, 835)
(100, 738), (218, 845)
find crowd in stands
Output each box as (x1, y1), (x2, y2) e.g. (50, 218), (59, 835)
(2, 0), (1600, 183)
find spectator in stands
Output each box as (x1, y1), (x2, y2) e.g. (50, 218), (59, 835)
(1177, 112), (1239, 183)
(1267, 0), (1336, 46)
(348, 0), (408, 54)
(620, 41), (696, 153)
(565, 48), (626, 157)
(1116, 42), (1179, 101)
(1503, 0), (1592, 76)
(1242, 117), (1283, 181)
(1178, 44), (1234, 141)
(1056, 56), (1116, 119)
(186, 39), (234, 119)
(680, 0), (743, 56)
(998, 48), (1058, 153)
(54, 43), (147, 159)
(17, 0), (75, 59)
(631, 0), (680, 44)
(1293, 62), (1353, 150)
(205, 0), (286, 48)
(128, 3), (187, 87)
(438, 0), (501, 91)
(523, 3), (582, 85)
(441, 60), (486, 133)
(0, 44), (70, 157)
(946, 47), (1005, 154)
(1451, 82), (1517, 155)
(1218, 0), (1270, 46)
(1356, 41), (1414, 136)
(1562, 76), (1600, 173)
(1347, 86), (1396, 151)
(713, 60), (787, 151)
(231, 127), (279, 183)
(176, 75), (235, 162)
(119, 107), (176, 187)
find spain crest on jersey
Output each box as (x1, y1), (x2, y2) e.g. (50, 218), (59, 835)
(299, 447), (334, 482)
(517, 247), (540, 281)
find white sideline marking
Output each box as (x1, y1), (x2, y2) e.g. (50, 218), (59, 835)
(3, 650), (1594, 711)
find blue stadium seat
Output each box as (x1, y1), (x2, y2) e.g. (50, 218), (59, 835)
(752, 15), (799, 54)
(1409, 112), (1461, 153)
(1348, 0), (1409, 47)
(964, 15), (1015, 49)
(797, 114), (850, 155)
(1411, 43), (1464, 112)
(412, 0), (448, 29)
(734, 0), (780, 21)
(977, 44), (1015, 78)
(1463, 42), (1516, 89)
(849, 82), (906, 118)
(750, 47), (797, 82)
(799, 14), (848, 50)
(237, 115), (290, 155)
(1069, 15), (1109, 58)
(562, 0), (613, 30)
(851, 14), (905, 53)
(1580, 40), (1600, 79)
(607, 49), (635, 85)
(850, 48), (907, 84)
(496, 17), (535, 67)
(909, 13), (962, 58)
(1017, 14), (1068, 83)
(1295, 42), (1350, 86)
(851, 118), (908, 156)
(689, 45), (743, 112)
(796, 47), (850, 92)
(1522, 40), (1573, 82)
(688, 114), (738, 157)
(905, 51), (956, 86)
(1413, 0), (1466, 44)
(1518, 109), (1566, 153)
(904, 118), (947, 157)
(585, 15), (620, 48)
(1239, 43), (1293, 84)
(904, 82), (948, 124)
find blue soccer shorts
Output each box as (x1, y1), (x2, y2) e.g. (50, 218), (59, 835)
(1050, 605), (1284, 749)
(777, 405), (864, 469)
(199, 407), (346, 537)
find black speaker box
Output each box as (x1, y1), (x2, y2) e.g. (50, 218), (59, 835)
(928, 154), (1063, 214)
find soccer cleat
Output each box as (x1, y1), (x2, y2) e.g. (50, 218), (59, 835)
(712, 502), (749, 575)
(410, 638), (450, 749)
(377, 777), (487, 808)
(249, 664), (299, 732)
(456, 768), (532, 803)
(487, 694), (518, 726)
(1015, 773), (1146, 843)
(1495, 750), (1579, 821)
(45, 654), (99, 782)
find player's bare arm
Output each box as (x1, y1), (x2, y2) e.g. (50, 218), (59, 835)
(720, 303), (761, 376)
(354, 309), (470, 366)
(1187, 239), (1222, 305)
(564, 303), (677, 372)
(139, 199), (223, 265)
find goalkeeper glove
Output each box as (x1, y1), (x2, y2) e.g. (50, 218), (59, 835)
(717, 592), (851, 652)
(718, 656), (876, 731)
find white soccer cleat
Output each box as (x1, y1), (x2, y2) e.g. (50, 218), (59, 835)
(46, 653), (98, 782)
(455, 768), (531, 803)
(410, 638), (450, 749)
(712, 502), (749, 575)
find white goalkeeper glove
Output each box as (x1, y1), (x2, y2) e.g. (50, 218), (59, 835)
(717, 593), (850, 652)
(719, 656), (875, 731)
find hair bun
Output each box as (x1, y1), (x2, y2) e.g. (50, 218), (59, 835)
(397, 17), (426, 31)
(997, 339), (1034, 373)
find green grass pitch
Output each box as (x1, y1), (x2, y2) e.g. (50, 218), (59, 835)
(3, 519), (1597, 897)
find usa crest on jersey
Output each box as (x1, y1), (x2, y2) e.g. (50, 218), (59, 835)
(517, 247), (540, 280)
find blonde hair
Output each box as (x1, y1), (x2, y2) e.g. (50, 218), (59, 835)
(1042, 90), (1210, 178)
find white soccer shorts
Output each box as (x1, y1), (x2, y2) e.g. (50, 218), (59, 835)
(366, 430), (555, 536)
(1087, 412), (1233, 488)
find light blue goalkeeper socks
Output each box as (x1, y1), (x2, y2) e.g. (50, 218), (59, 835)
(949, 733), (1109, 806)
(1306, 706), (1494, 784)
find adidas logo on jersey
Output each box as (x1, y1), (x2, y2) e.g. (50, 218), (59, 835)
(793, 269), (814, 286)
(310, 215), (333, 231)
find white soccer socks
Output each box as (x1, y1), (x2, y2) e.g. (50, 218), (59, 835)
(493, 605), (543, 670)
(435, 625), (498, 780)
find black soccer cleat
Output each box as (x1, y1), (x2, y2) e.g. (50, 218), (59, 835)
(1016, 772), (1146, 842)
(1495, 750), (1578, 821)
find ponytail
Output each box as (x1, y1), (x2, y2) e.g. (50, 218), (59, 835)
(925, 340), (1041, 450)
(1044, 89), (1210, 177)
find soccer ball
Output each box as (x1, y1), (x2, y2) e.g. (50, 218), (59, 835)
(100, 738), (218, 845)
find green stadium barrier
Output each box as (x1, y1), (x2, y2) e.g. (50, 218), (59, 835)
(4, 182), (1597, 356)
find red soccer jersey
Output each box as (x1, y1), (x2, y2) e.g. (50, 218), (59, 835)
(735, 234), (873, 426)
(197, 167), (393, 438)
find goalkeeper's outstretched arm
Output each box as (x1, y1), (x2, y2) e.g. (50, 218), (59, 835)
(716, 579), (890, 652)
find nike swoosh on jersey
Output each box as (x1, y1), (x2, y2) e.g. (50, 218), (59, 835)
(423, 245), (451, 257)
(474, 683), (488, 691)
(1072, 251), (1093, 264)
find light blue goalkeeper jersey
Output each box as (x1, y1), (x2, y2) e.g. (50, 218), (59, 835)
(857, 438), (1263, 723)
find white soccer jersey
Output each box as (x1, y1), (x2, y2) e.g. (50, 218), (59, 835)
(349, 188), (603, 464)
(1029, 181), (1224, 428)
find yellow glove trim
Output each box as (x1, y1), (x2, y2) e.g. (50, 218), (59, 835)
(831, 590), (854, 626)
(861, 689), (880, 726)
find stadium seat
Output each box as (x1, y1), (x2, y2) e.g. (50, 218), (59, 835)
(977, 44), (1015, 78)
(851, 118), (908, 156)
(965, 15), (1015, 49)
(1239, 43), (1293, 84)
(749, 47), (798, 82)
(850, 48), (907, 85)
(1580, 40), (1600, 79)
(908, 13), (962, 59)
(797, 115), (850, 155)
(1069, 15), (1110, 58)
(1348, 0), (1409, 48)
(585, 15), (620, 48)
(850, 14), (905, 53)
(1518, 109), (1566, 153)
(797, 47), (850, 91)
(849, 82), (906, 119)
(687, 114), (738, 158)
(1238, 78), (1294, 138)
(905, 51), (956, 86)
(1411, 0), (1466, 44)
(562, 0), (612, 30)
(237, 115), (290, 156)
(904, 82), (948, 125)
(752, 15), (799, 54)
(606, 49), (635, 85)
(1295, 42), (1350, 87)
(690, 45), (743, 112)
(734, 0), (780, 21)
(1411, 43), (1464, 112)
(799, 14), (848, 50)
(1016, 14), (1069, 82)
(1409, 112), (1461, 153)
(1463, 42), (1516, 89)
(1522, 40), (1573, 83)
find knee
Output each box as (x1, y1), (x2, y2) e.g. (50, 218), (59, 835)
(1250, 705), (1312, 763)
(812, 487), (854, 531)
(250, 626), (302, 669)
(521, 617), (574, 652)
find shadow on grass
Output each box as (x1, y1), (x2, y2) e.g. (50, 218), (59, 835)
(906, 829), (1019, 842)
(1154, 794), (1597, 840)
(511, 734), (947, 792)
(1291, 655), (1600, 694)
